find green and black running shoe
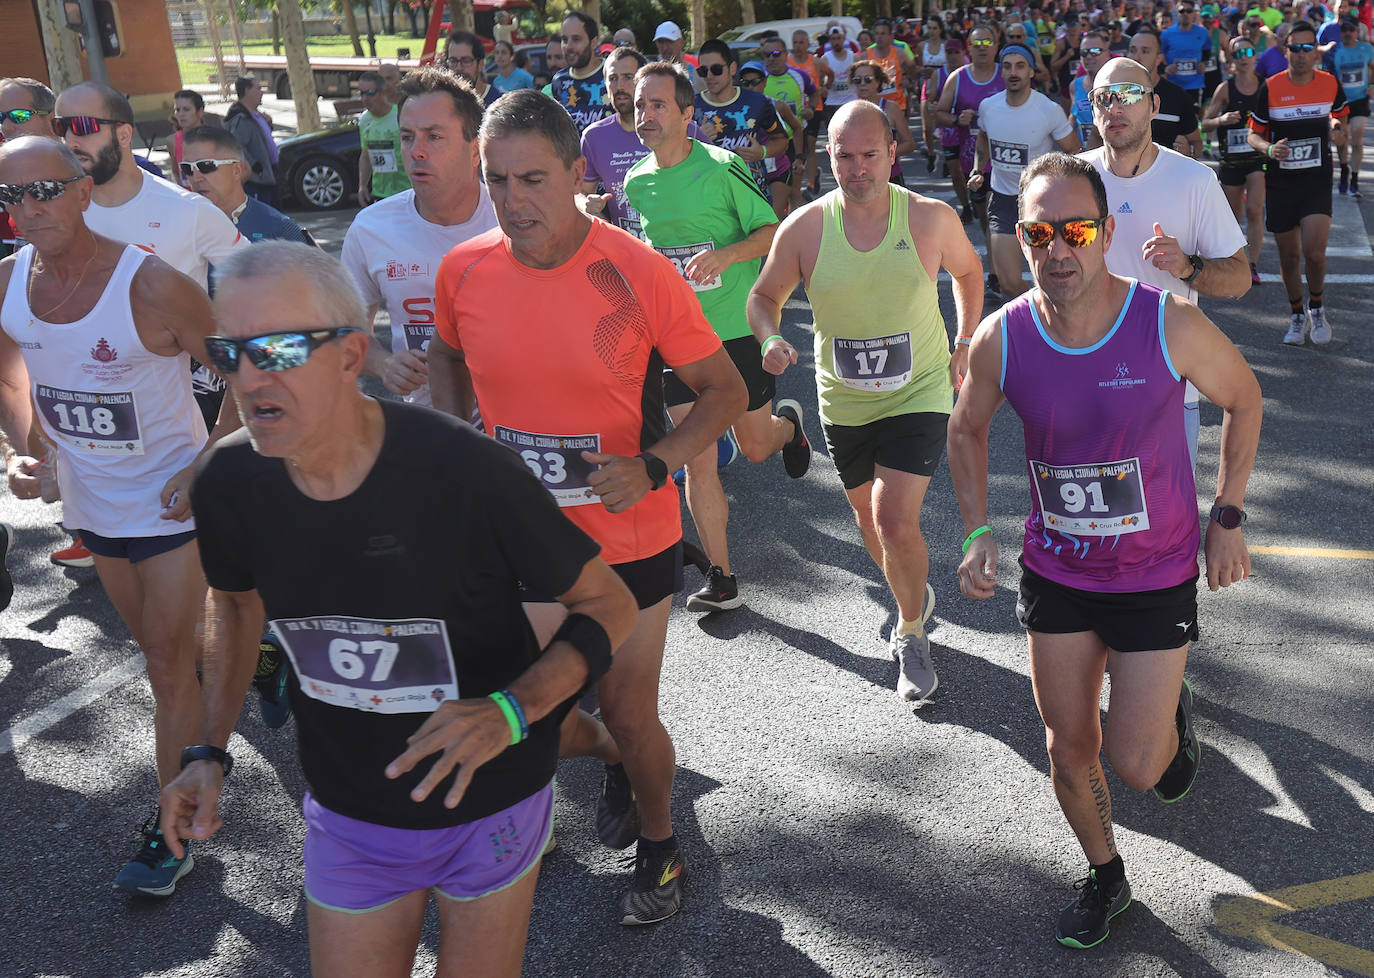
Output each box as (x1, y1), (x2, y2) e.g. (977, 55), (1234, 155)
(595, 763), (640, 850)
(1153, 676), (1200, 803)
(619, 844), (687, 926)
(1055, 868), (1132, 949)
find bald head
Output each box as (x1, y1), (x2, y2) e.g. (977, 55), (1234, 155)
(55, 81), (134, 123)
(0, 134), (85, 178)
(831, 99), (894, 147)
(1093, 57), (1152, 88)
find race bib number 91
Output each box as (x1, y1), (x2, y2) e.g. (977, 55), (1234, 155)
(35, 384), (144, 455)
(274, 616), (458, 714)
(1030, 457), (1150, 536)
(493, 426), (601, 506)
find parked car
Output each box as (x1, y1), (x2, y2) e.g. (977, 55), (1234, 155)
(718, 16), (864, 48)
(275, 124), (360, 210)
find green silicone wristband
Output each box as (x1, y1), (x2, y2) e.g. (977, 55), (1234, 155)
(488, 691), (523, 745)
(962, 524), (992, 554)
(761, 333), (785, 353)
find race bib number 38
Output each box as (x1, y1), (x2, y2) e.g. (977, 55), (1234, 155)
(833, 332), (913, 391)
(1030, 457), (1150, 536)
(274, 616), (458, 714)
(35, 384), (144, 455)
(654, 241), (721, 292)
(494, 426), (601, 506)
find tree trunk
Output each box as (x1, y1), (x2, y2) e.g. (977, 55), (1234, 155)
(739, 0), (757, 25)
(272, 9), (281, 56)
(793, 0), (808, 18)
(452, 0), (475, 32)
(279, 0), (322, 132)
(386, 0), (395, 34)
(879, 0), (892, 18)
(32, 0), (85, 90)
(581, 0), (601, 27)
(831, 0), (842, 16)
(340, 1), (365, 57)
(690, 0), (705, 49)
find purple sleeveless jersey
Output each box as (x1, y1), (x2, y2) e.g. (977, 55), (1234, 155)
(1000, 280), (1200, 593)
(952, 65), (1005, 171)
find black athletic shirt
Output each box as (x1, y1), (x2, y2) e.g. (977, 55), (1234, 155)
(191, 399), (600, 829)
(1151, 78), (1201, 147)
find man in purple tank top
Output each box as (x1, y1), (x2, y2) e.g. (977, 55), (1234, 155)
(947, 153), (1262, 950)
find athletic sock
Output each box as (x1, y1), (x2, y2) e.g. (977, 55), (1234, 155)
(1309, 293), (1323, 310)
(896, 617), (926, 638)
(1290, 298), (1306, 314)
(1091, 854), (1126, 887)
(638, 833), (678, 855)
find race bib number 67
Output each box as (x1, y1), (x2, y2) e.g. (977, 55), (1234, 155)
(1030, 457), (1150, 536)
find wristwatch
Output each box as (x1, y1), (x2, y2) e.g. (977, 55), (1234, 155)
(180, 744), (233, 777)
(1209, 503), (1247, 529)
(638, 452), (668, 491)
(1180, 254), (1204, 282)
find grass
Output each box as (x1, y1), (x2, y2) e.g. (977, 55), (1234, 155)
(175, 33), (434, 85)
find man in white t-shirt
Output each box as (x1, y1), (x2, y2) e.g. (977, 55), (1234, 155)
(340, 68), (498, 407)
(968, 45), (1081, 297)
(1079, 57), (1250, 461)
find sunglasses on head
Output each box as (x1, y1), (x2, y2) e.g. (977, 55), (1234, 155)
(1017, 217), (1106, 248)
(1286, 41), (1317, 51)
(1, 108), (50, 124)
(178, 158), (240, 179)
(696, 63), (730, 77)
(52, 115), (124, 137)
(1231, 44), (1256, 56)
(358, 87), (380, 97)
(0, 175), (85, 208)
(203, 328), (363, 375)
(1090, 81), (1152, 108)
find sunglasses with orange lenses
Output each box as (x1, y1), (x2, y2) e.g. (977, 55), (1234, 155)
(1017, 217), (1105, 248)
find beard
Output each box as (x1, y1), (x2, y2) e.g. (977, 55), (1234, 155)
(86, 133), (123, 186)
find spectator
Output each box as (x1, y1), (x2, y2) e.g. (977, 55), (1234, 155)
(378, 63), (402, 104)
(224, 75), (280, 206)
(491, 40), (535, 92)
(180, 125), (314, 245)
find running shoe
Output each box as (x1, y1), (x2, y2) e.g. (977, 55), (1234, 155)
(891, 630), (937, 704)
(960, 202), (973, 225)
(1339, 165), (1350, 195)
(775, 398), (811, 479)
(880, 582), (936, 643)
(0, 522), (13, 613)
(253, 629), (292, 729)
(114, 811), (194, 897)
(596, 763), (640, 850)
(1249, 262), (1261, 286)
(1152, 676), (1200, 803)
(51, 535), (94, 568)
(1351, 177), (1361, 199)
(1282, 311), (1309, 346)
(1055, 869), (1132, 949)
(686, 565), (742, 613)
(717, 430), (739, 468)
(925, 149), (936, 173)
(619, 844), (687, 926)
(1308, 306), (1332, 347)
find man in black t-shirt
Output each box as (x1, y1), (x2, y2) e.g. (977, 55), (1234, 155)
(158, 242), (637, 975)
(1130, 28), (1205, 156)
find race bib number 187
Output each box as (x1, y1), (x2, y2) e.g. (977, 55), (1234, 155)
(1030, 457), (1150, 536)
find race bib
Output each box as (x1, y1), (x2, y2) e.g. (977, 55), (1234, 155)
(493, 426), (601, 507)
(1340, 67), (1366, 88)
(1068, 59), (1081, 75)
(990, 139), (1029, 174)
(274, 615), (458, 714)
(1203, 56), (1219, 72)
(1174, 58), (1198, 75)
(1279, 136), (1322, 169)
(35, 384), (144, 455)
(654, 242), (721, 292)
(832, 78), (851, 96)
(1030, 457), (1150, 536)
(368, 147), (398, 173)
(1226, 127), (1255, 154)
(833, 332), (913, 391)
(403, 322), (434, 352)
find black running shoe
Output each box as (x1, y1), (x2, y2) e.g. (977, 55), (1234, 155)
(775, 398), (811, 479)
(925, 150), (936, 173)
(960, 203), (973, 225)
(686, 565), (742, 613)
(113, 810), (194, 897)
(619, 844), (687, 926)
(596, 763), (640, 850)
(1056, 869), (1132, 949)
(252, 629), (292, 729)
(1152, 676), (1200, 803)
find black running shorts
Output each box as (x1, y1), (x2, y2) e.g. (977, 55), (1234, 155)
(664, 334), (775, 412)
(1016, 560), (1200, 652)
(822, 411), (949, 490)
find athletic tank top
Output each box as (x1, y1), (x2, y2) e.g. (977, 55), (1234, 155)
(1000, 281), (1199, 592)
(824, 49), (857, 105)
(923, 40), (949, 70)
(868, 45), (907, 109)
(878, 98), (905, 180)
(953, 65), (1006, 145)
(807, 184), (951, 427)
(0, 245), (207, 537)
(1057, 39), (1081, 92)
(1218, 77), (1262, 164)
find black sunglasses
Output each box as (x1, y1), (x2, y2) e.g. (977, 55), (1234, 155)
(358, 87), (380, 97)
(696, 63), (730, 77)
(203, 328), (362, 374)
(1, 108), (50, 124)
(0, 175), (85, 208)
(1286, 42), (1317, 52)
(52, 115), (125, 137)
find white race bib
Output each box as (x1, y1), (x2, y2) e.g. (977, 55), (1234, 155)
(1030, 457), (1150, 536)
(1226, 127), (1255, 154)
(653, 242), (721, 292)
(493, 426), (602, 507)
(1279, 136), (1321, 169)
(368, 147), (398, 173)
(833, 332), (914, 391)
(35, 384), (144, 456)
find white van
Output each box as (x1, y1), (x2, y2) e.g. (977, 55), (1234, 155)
(717, 16), (865, 49)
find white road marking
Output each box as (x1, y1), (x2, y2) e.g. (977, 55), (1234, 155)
(0, 656), (144, 755)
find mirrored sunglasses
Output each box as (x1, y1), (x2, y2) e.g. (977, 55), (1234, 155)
(1017, 218), (1105, 248)
(1090, 82), (1152, 108)
(203, 328), (362, 374)
(52, 115), (124, 137)
(1, 108), (50, 124)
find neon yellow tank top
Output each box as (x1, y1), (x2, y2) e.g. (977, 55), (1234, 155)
(808, 184), (952, 427)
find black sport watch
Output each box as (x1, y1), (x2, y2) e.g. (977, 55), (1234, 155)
(638, 452), (668, 490)
(1209, 503), (1247, 530)
(1180, 254), (1204, 282)
(181, 744), (233, 777)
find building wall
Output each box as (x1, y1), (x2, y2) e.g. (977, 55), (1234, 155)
(2, 2), (52, 84)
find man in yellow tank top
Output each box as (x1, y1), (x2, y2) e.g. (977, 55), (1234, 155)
(746, 101), (984, 705)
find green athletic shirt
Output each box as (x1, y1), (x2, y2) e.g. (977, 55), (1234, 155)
(764, 71), (805, 138)
(807, 184), (952, 427)
(624, 139), (777, 342)
(358, 104), (411, 199)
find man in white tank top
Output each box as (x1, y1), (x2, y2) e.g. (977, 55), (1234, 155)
(0, 136), (239, 899)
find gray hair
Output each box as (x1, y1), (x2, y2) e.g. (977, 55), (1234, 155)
(212, 242), (365, 330)
(1, 77), (56, 114)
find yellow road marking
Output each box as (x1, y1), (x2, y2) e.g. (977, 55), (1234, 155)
(1249, 545), (1374, 560)
(1215, 871), (1374, 976)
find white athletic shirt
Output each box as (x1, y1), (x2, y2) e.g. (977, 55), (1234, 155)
(922, 40), (948, 70)
(340, 186), (498, 406)
(977, 90), (1074, 195)
(0, 245), (206, 537)
(823, 49), (858, 106)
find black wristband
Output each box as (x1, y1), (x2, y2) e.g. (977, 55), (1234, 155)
(181, 744), (233, 777)
(551, 612), (614, 687)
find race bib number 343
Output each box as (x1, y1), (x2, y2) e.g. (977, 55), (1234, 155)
(274, 616), (458, 714)
(35, 384), (144, 455)
(1030, 457), (1150, 536)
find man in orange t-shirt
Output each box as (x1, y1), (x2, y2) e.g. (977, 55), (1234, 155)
(430, 90), (745, 927)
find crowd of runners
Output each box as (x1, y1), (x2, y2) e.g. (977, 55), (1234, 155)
(0, 0), (1359, 967)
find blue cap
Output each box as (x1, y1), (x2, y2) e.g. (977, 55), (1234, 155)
(999, 43), (1036, 66)
(740, 60), (767, 75)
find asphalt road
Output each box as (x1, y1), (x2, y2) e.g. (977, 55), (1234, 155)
(1, 140), (1371, 978)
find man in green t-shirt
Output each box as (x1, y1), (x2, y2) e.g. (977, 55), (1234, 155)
(357, 70), (411, 206)
(625, 62), (811, 615)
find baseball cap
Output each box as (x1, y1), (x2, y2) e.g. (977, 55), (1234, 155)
(740, 60), (767, 75)
(945, 38), (965, 51)
(654, 21), (683, 41)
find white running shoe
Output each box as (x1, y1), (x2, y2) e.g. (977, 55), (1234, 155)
(1282, 311), (1309, 346)
(1308, 306), (1332, 346)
